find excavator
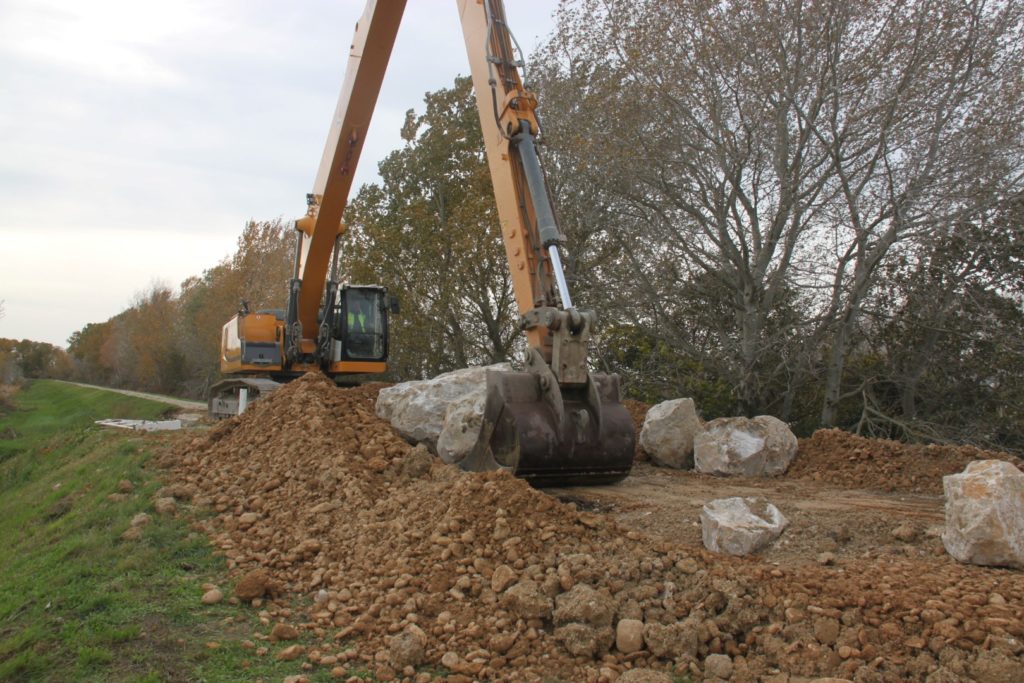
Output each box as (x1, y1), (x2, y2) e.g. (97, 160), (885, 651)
(210, 0), (635, 486)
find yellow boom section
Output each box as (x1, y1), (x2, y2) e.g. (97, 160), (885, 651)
(295, 0), (407, 344)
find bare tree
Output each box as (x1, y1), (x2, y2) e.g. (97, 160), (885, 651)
(537, 0), (1024, 425)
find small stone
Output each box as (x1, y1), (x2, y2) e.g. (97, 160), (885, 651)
(130, 512), (151, 527)
(817, 552), (836, 565)
(201, 589), (223, 605)
(616, 618), (644, 653)
(117, 479), (134, 493)
(892, 523), (919, 542)
(676, 557), (701, 574)
(490, 564), (516, 593)
(120, 526), (142, 541)
(238, 511), (260, 526)
(704, 653), (733, 679)
(440, 651), (461, 669)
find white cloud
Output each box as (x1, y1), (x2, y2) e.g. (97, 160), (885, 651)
(0, 0), (216, 86)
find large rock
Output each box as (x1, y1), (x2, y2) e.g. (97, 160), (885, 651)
(437, 391), (487, 465)
(694, 415), (797, 476)
(375, 363), (511, 451)
(639, 398), (703, 469)
(700, 496), (789, 555)
(942, 460), (1024, 569)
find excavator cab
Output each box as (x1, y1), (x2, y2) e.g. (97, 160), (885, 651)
(332, 285), (390, 362)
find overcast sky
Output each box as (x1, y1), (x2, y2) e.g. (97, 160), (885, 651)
(0, 0), (558, 347)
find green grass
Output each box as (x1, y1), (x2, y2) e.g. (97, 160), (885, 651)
(0, 380), (378, 682)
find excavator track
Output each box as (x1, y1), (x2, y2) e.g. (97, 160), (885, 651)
(207, 378), (282, 419)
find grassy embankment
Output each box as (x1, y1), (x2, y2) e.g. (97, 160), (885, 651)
(0, 381), (348, 682)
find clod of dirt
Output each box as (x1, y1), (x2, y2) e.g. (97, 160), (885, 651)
(200, 588), (223, 605)
(233, 568), (273, 601)
(269, 623), (298, 641)
(153, 497), (177, 515)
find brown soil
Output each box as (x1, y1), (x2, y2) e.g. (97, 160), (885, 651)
(790, 428), (1024, 495)
(622, 399), (650, 463)
(161, 376), (1024, 683)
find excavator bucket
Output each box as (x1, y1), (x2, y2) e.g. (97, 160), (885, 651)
(461, 369), (635, 487)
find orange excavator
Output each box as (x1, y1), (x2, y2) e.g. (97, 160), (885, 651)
(210, 0), (635, 486)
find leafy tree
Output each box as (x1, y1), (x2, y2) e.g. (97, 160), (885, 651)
(344, 76), (518, 378)
(0, 338), (73, 381)
(175, 219), (293, 396)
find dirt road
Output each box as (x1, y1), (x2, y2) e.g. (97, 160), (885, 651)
(552, 463), (946, 564)
(58, 381), (206, 412)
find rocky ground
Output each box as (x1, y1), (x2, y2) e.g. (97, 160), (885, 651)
(158, 375), (1024, 682)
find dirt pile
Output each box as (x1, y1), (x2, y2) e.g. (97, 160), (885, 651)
(791, 429), (1024, 495)
(622, 399), (650, 463)
(165, 376), (1024, 682)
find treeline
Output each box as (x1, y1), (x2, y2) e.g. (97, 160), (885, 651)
(0, 339), (74, 384)
(66, 220), (293, 398)
(68, 0), (1024, 454)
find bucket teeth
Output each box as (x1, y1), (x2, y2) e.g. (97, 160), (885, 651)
(461, 370), (636, 487)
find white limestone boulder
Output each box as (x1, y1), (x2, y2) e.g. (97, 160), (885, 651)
(436, 391), (487, 465)
(700, 496), (789, 555)
(694, 415), (797, 476)
(375, 363), (511, 452)
(942, 459), (1024, 569)
(639, 398), (703, 469)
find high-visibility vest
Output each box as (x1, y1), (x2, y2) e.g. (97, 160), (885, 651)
(347, 311), (366, 332)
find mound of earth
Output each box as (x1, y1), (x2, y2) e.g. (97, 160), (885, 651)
(164, 376), (1023, 682)
(791, 428), (1024, 495)
(622, 399), (651, 462)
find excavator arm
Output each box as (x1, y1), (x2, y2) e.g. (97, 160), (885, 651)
(288, 0), (635, 485)
(453, 0), (635, 484)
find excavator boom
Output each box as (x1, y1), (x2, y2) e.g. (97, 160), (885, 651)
(218, 0), (636, 485)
